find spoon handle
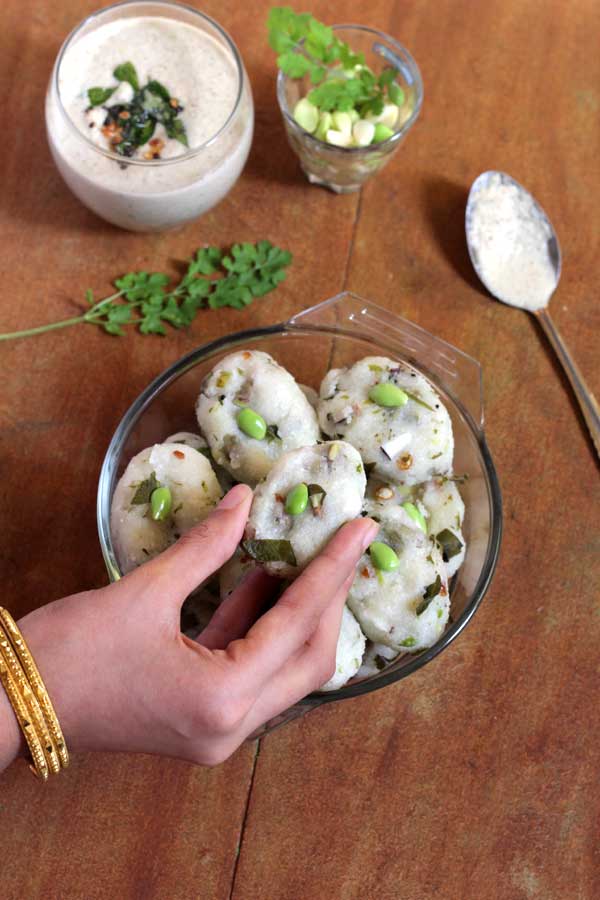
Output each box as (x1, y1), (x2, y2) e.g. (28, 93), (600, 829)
(535, 307), (600, 459)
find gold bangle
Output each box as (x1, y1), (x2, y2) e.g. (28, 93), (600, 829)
(0, 624), (60, 775)
(0, 608), (69, 771)
(0, 650), (49, 781)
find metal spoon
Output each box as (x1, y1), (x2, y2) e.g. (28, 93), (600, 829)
(466, 170), (600, 458)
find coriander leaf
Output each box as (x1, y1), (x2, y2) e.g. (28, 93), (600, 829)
(185, 246), (223, 278)
(308, 17), (333, 47)
(338, 41), (364, 69)
(378, 67), (397, 87)
(106, 305), (132, 325)
(85, 289), (95, 305)
(114, 272), (170, 302)
(88, 86), (115, 106)
(103, 322), (125, 336)
(113, 62), (139, 90)
(139, 314), (166, 336)
(277, 50), (312, 78)
(388, 82), (405, 106)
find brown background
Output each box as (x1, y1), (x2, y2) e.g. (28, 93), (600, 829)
(1, 1), (599, 898)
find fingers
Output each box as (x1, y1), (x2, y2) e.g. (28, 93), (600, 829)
(235, 578), (354, 737)
(119, 484), (253, 604)
(197, 569), (279, 650)
(223, 517), (378, 691)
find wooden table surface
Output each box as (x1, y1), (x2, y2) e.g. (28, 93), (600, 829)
(1, 1), (599, 897)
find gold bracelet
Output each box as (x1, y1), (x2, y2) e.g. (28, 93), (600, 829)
(0, 648), (49, 781)
(0, 624), (60, 775)
(0, 608), (69, 772)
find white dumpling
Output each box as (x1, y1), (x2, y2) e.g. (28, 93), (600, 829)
(347, 491), (449, 652)
(318, 356), (453, 486)
(196, 350), (320, 485)
(418, 479), (466, 578)
(165, 431), (208, 451)
(111, 442), (222, 573)
(319, 606), (366, 692)
(365, 476), (466, 580)
(165, 430), (234, 494)
(358, 641), (399, 677)
(245, 441), (366, 578)
(218, 548), (258, 601)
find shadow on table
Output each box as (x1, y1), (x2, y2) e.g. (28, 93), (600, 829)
(421, 176), (486, 295)
(242, 70), (306, 189)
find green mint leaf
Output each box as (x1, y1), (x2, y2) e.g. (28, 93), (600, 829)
(113, 62), (139, 90)
(88, 86), (115, 107)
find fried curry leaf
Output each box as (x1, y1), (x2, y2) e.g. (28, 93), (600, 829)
(416, 575), (442, 616)
(435, 529), (463, 562)
(131, 472), (160, 504)
(241, 539), (297, 566)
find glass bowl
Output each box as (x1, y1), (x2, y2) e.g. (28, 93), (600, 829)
(97, 293), (502, 734)
(45, 0), (254, 232)
(276, 25), (423, 193)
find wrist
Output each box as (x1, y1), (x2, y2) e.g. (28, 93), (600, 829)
(0, 673), (24, 771)
(16, 601), (86, 756)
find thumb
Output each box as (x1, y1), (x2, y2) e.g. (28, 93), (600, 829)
(123, 484), (253, 603)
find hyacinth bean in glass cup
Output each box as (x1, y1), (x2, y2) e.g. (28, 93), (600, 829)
(277, 26), (423, 193)
(45, 0), (254, 232)
(97, 293), (502, 738)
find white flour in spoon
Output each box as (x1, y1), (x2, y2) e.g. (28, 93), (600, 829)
(467, 173), (557, 311)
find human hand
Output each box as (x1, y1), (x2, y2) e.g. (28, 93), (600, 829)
(14, 485), (378, 767)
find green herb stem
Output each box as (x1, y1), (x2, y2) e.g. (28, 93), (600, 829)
(0, 315), (87, 342)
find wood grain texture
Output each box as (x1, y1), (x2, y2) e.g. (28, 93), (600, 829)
(1, 0), (599, 898)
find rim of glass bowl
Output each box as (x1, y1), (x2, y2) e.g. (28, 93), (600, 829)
(97, 304), (502, 704)
(276, 24), (424, 154)
(52, 0), (245, 167)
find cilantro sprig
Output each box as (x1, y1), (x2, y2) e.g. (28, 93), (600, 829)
(268, 6), (404, 118)
(0, 241), (292, 342)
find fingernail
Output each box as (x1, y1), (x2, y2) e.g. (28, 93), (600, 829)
(218, 484), (252, 510)
(360, 518), (379, 552)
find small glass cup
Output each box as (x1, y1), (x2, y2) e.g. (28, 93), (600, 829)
(276, 25), (423, 193)
(45, 0), (254, 232)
